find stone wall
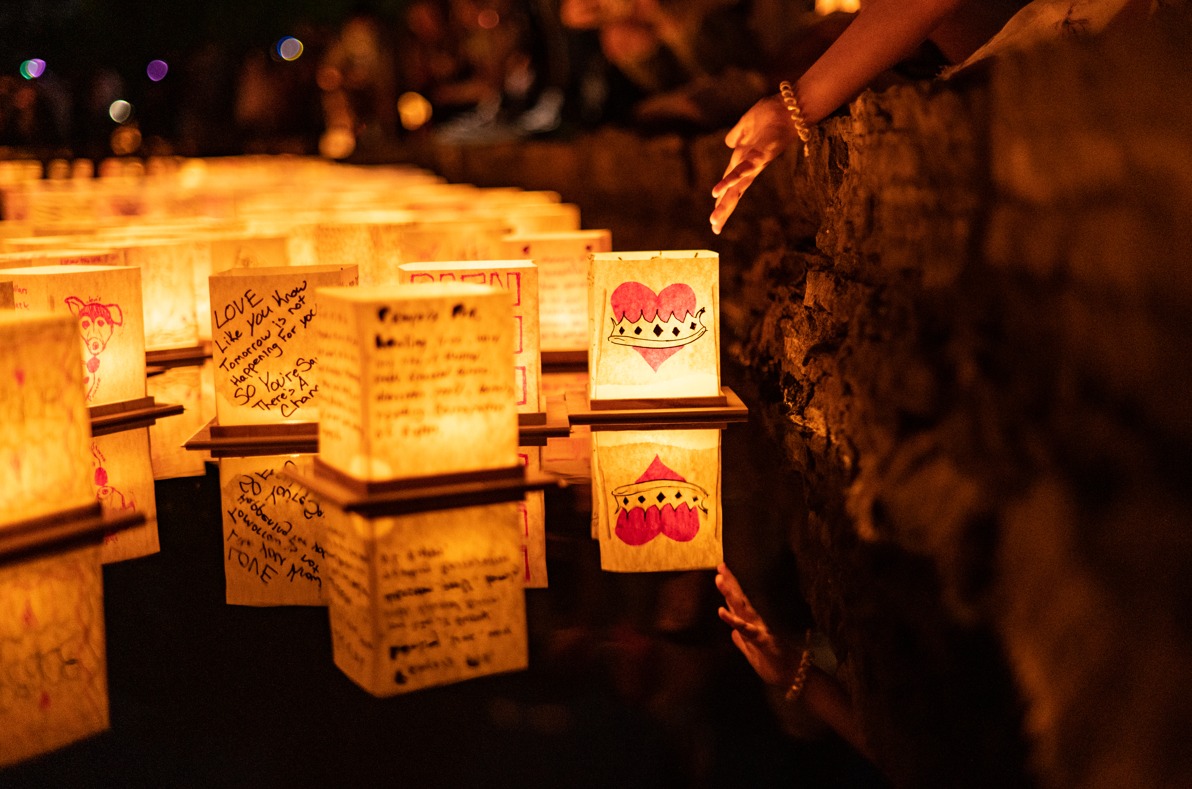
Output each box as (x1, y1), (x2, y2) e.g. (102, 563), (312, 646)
(412, 11), (1192, 788)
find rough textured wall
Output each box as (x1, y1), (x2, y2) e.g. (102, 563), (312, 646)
(412, 12), (1192, 788)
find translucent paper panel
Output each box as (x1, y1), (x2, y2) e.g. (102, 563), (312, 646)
(91, 427), (158, 564)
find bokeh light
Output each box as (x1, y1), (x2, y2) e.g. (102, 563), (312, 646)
(146, 59), (169, 82)
(110, 126), (143, 156)
(276, 36), (304, 62)
(477, 10), (500, 29)
(19, 59), (46, 80)
(109, 100), (133, 123)
(398, 92), (433, 131)
(319, 127), (356, 160)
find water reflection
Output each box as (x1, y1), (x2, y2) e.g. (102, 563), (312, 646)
(91, 425), (158, 564)
(146, 360), (215, 479)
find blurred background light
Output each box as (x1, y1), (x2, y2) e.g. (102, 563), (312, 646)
(146, 59), (169, 82)
(109, 100), (133, 123)
(276, 36), (304, 61)
(398, 92), (433, 131)
(19, 58), (46, 79)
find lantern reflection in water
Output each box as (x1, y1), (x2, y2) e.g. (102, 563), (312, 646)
(219, 455), (328, 607)
(0, 544), (108, 767)
(147, 361), (215, 479)
(324, 500), (526, 696)
(592, 427), (722, 572)
(519, 447), (547, 588)
(91, 427), (158, 564)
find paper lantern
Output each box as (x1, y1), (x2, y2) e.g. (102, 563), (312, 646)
(0, 264), (146, 409)
(503, 230), (611, 356)
(503, 203), (581, 235)
(0, 252), (35, 270)
(0, 544), (108, 767)
(209, 233), (289, 272)
(210, 264), (358, 426)
(398, 260), (541, 416)
(588, 250), (720, 402)
(119, 238), (201, 352)
(219, 454), (328, 607)
(91, 427), (158, 564)
(0, 312), (94, 527)
(147, 360), (215, 479)
(397, 218), (509, 264)
(591, 427), (722, 572)
(32, 249), (124, 268)
(314, 222), (376, 280)
(315, 283), (518, 482)
(0, 280), (13, 308)
(323, 500), (526, 696)
(519, 447), (547, 588)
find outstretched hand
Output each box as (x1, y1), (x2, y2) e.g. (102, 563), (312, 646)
(709, 94), (798, 235)
(715, 562), (806, 687)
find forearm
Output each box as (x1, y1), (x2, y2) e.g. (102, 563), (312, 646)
(794, 0), (966, 123)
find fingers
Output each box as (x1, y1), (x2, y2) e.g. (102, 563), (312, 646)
(714, 564), (759, 621)
(710, 184), (746, 235)
(717, 606), (760, 637)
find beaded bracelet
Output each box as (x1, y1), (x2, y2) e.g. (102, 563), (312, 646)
(778, 80), (812, 158)
(784, 629), (815, 702)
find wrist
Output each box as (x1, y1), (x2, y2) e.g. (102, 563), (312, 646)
(778, 81), (813, 157)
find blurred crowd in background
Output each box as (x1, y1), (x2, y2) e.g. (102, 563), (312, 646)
(0, 0), (912, 161)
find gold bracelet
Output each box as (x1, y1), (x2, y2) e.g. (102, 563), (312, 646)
(778, 80), (812, 157)
(784, 629), (814, 702)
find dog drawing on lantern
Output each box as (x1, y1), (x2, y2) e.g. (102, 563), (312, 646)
(91, 443), (136, 512)
(65, 295), (123, 401)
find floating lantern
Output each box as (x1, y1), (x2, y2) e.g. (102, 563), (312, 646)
(0, 544), (108, 767)
(219, 454), (328, 607)
(314, 222), (376, 282)
(91, 427), (158, 564)
(502, 203), (581, 235)
(0, 312), (94, 527)
(32, 249), (124, 268)
(591, 427), (722, 572)
(397, 217), (509, 265)
(315, 283), (518, 482)
(116, 238), (201, 353)
(0, 280), (12, 308)
(209, 233), (289, 272)
(209, 264), (358, 428)
(0, 265), (146, 410)
(588, 250), (721, 403)
(398, 260), (541, 418)
(503, 230), (611, 359)
(323, 500), (526, 696)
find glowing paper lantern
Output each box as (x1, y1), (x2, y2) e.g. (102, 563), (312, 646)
(0, 265), (146, 409)
(398, 218), (509, 265)
(210, 264), (358, 426)
(32, 249), (124, 267)
(120, 238), (201, 352)
(315, 283), (518, 482)
(503, 203), (581, 235)
(314, 222), (375, 280)
(0, 281), (12, 308)
(219, 454), (328, 607)
(91, 427), (158, 564)
(503, 230), (611, 356)
(398, 260), (541, 416)
(324, 500), (526, 696)
(591, 427), (722, 571)
(588, 250), (721, 402)
(0, 544), (108, 767)
(209, 233), (289, 272)
(0, 312), (94, 527)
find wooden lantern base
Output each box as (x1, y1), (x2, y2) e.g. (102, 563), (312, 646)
(284, 458), (558, 518)
(565, 385), (749, 425)
(518, 395), (571, 440)
(145, 340), (212, 366)
(89, 395), (184, 434)
(184, 418), (318, 458)
(0, 502), (145, 567)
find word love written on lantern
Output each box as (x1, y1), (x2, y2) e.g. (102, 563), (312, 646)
(588, 251), (720, 402)
(210, 265), (358, 426)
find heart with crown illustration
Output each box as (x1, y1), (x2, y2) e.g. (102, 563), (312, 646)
(611, 455), (709, 546)
(607, 281), (707, 371)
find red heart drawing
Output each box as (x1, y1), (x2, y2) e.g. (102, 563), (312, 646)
(610, 281), (698, 371)
(614, 456), (702, 545)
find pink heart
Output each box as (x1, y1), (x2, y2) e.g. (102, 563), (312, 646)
(610, 282), (698, 371)
(13, 369), (25, 386)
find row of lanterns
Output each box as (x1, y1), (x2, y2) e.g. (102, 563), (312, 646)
(0, 155), (744, 766)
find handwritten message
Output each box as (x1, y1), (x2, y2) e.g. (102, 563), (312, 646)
(317, 286), (517, 480)
(325, 502), (527, 696)
(401, 263), (540, 413)
(0, 545), (109, 768)
(219, 455), (328, 607)
(211, 265), (357, 425)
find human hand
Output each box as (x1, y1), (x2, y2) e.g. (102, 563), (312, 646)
(715, 562), (806, 687)
(709, 94), (798, 235)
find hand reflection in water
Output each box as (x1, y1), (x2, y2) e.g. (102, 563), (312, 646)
(715, 562), (870, 758)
